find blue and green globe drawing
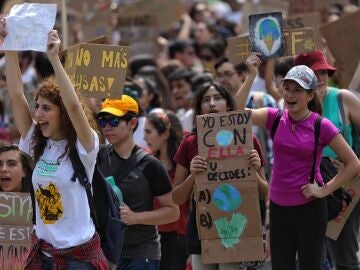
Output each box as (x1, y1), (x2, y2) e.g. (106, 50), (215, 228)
(216, 130), (233, 147)
(213, 184), (242, 212)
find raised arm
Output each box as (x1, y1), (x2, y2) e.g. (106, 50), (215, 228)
(46, 30), (95, 152)
(234, 54), (268, 127)
(264, 59), (282, 101)
(234, 53), (261, 110)
(1, 19), (33, 137)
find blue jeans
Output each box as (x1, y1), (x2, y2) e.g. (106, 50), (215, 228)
(40, 253), (95, 269)
(117, 258), (160, 270)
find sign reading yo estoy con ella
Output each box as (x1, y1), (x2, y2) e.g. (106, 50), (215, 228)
(64, 43), (130, 99)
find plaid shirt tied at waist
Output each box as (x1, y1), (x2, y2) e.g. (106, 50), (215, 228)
(24, 232), (110, 270)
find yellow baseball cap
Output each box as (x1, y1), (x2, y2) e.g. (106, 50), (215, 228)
(98, 95), (139, 117)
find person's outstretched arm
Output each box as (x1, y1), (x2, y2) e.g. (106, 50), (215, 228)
(46, 30), (95, 152)
(234, 54), (268, 127)
(234, 53), (261, 110)
(1, 19), (33, 137)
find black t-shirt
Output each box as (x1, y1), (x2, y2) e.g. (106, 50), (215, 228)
(97, 145), (172, 260)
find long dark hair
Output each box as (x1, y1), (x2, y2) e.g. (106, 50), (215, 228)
(193, 82), (236, 126)
(32, 77), (98, 164)
(0, 144), (33, 192)
(146, 111), (183, 167)
(308, 90), (322, 115)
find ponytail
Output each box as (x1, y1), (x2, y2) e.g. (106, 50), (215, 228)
(308, 91), (322, 115)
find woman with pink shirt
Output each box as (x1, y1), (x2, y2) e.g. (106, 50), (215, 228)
(236, 54), (360, 270)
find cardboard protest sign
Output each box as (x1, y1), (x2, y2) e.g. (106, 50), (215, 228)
(0, 192), (33, 269)
(64, 43), (130, 99)
(288, 0), (330, 22)
(320, 10), (360, 88)
(227, 27), (315, 64)
(284, 12), (323, 49)
(1, 3), (57, 52)
(195, 180), (262, 240)
(196, 111), (253, 159)
(66, 0), (112, 42)
(195, 111), (264, 263)
(249, 12), (285, 59)
(59, 35), (109, 63)
(325, 159), (360, 240)
(115, 0), (184, 55)
(195, 158), (257, 185)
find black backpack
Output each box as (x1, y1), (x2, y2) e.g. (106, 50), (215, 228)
(271, 110), (352, 221)
(68, 148), (126, 265)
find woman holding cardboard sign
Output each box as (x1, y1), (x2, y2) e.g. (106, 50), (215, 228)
(172, 81), (268, 270)
(1, 22), (110, 270)
(236, 53), (360, 270)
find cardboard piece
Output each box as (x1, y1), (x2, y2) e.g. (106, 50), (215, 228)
(66, 0), (112, 42)
(325, 159), (360, 240)
(195, 111), (264, 263)
(284, 12), (323, 49)
(227, 27), (315, 64)
(118, 0), (184, 31)
(201, 236), (264, 264)
(196, 111), (253, 159)
(115, 13), (158, 55)
(195, 158), (257, 185)
(115, 0), (185, 55)
(288, 0), (330, 22)
(64, 43), (130, 99)
(59, 35), (109, 63)
(320, 10), (360, 88)
(0, 192), (32, 269)
(196, 181), (263, 264)
(249, 12), (285, 59)
(195, 180), (262, 240)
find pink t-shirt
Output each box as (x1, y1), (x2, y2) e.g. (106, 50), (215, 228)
(266, 108), (340, 206)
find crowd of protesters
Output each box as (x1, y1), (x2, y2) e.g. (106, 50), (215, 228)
(0, 1), (360, 270)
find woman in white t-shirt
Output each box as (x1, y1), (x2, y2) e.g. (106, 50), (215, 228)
(2, 25), (109, 269)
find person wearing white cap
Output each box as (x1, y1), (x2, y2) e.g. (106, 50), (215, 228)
(236, 54), (360, 270)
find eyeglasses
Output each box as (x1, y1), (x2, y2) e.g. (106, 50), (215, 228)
(97, 116), (121, 128)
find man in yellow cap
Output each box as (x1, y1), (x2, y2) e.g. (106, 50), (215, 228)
(96, 95), (179, 270)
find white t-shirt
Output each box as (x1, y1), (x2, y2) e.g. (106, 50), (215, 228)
(19, 124), (99, 248)
(177, 108), (194, 133)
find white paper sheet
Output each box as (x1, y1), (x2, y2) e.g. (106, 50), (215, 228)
(1, 3), (57, 52)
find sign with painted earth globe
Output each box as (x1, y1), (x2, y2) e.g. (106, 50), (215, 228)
(213, 183), (242, 212)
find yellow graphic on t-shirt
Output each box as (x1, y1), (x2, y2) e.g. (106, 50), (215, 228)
(35, 182), (63, 224)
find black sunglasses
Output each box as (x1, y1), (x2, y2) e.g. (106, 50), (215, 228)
(97, 116), (122, 128)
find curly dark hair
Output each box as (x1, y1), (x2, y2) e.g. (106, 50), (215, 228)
(32, 77), (98, 164)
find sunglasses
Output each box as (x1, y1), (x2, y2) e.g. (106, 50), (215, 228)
(97, 116), (122, 128)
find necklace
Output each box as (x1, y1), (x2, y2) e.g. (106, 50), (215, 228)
(290, 110), (311, 132)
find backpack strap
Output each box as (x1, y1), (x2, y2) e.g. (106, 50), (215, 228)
(271, 110), (283, 139)
(337, 91), (349, 143)
(69, 149), (100, 229)
(98, 146), (150, 187)
(310, 116), (323, 184)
